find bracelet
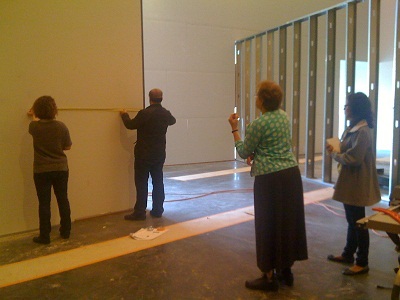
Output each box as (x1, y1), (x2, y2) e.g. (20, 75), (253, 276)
(231, 129), (238, 133)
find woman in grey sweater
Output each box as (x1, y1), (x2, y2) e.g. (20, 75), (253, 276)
(28, 96), (72, 244)
(326, 92), (381, 275)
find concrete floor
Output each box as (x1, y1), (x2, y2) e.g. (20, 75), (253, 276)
(0, 160), (397, 299)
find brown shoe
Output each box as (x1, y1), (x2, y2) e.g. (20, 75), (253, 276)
(327, 254), (354, 264)
(342, 266), (369, 275)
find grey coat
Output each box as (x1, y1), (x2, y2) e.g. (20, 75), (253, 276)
(331, 120), (381, 207)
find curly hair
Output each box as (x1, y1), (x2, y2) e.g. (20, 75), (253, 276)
(256, 80), (283, 111)
(32, 96), (58, 120)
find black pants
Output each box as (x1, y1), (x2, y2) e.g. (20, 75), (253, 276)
(34, 171), (71, 237)
(342, 204), (369, 267)
(134, 159), (165, 215)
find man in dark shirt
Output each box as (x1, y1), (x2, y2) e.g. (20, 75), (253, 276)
(120, 88), (176, 220)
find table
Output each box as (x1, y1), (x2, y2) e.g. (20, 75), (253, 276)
(357, 205), (400, 300)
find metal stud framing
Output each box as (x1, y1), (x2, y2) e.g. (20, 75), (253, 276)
(235, 42), (242, 134)
(323, 9), (337, 183)
(305, 15), (318, 178)
(346, 2), (356, 100)
(392, 0), (400, 188)
(267, 31), (274, 80)
(255, 35), (262, 117)
(292, 21), (301, 162)
(244, 40), (251, 128)
(233, 0), (400, 189)
(279, 26), (287, 109)
(369, 0), (380, 155)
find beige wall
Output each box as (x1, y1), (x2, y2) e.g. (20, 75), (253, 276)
(0, 0), (143, 236)
(142, 0), (345, 165)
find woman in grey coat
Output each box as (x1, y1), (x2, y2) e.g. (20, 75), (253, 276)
(326, 92), (381, 275)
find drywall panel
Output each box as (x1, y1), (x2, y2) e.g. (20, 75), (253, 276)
(0, 0), (143, 236)
(166, 71), (234, 118)
(144, 70), (168, 98)
(184, 117), (233, 164)
(186, 25), (236, 73)
(162, 116), (233, 166)
(164, 70), (234, 164)
(143, 20), (187, 72)
(165, 119), (189, 164)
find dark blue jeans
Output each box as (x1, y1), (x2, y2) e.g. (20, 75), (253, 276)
(342, 204), (369, 267)
(34, 171), (71, 237)
(134, 159), (165, 215)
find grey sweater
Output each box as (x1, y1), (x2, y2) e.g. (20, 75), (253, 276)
(332, 120), (381, 207)
(29, 119), (72, 173)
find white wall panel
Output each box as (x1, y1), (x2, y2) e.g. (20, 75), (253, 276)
(164, 71), (234, 164)
(165, 119), (191, 164)
(166, 71), (234, 118)
(184, 118), (233, 164)
(186, 25), (236, 73)
(165, 117), (232, 165)
(143, 21), (187, 72)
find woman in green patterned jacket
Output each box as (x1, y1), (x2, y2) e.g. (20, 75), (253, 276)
(228, 80), (308, 292)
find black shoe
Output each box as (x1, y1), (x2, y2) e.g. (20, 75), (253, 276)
(124, 212), (146, 221)
(327, 254), (354, 264)
(150, 210), (162, 218)
(245, 274), (278, 292)
(277, 268), (294, 286)
(60, 233), (70, 239)
(33, 236), (50, 244)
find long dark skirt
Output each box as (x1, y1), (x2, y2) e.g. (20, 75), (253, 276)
(254, 166), (308, 272)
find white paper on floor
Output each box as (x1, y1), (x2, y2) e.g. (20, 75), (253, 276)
(130, 226), (168, 240)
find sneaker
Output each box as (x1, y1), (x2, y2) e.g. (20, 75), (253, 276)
(124, 212), (146, 221)
(33, 236), (50, 244)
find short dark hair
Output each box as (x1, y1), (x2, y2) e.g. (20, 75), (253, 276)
(347, 92), (374, 128)
(257, 80), (283, 111)
(32, 96), (58, 120)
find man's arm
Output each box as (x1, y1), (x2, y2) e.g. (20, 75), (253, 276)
(168, 112), (176, 126)
(120, 110), (141, 130)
